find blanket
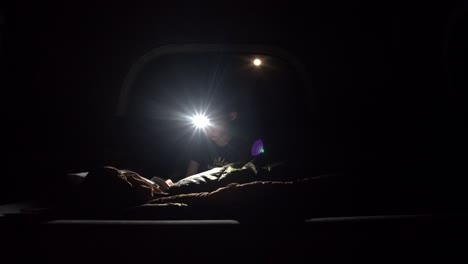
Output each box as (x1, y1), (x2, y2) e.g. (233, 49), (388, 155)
(65, 162), (347, 222)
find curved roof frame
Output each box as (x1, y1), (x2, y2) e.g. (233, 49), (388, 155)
(116, 44), (314, 116)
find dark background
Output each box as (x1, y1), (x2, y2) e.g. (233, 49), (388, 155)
(2, 1), (466, 205)
(122, 52), (309, 179)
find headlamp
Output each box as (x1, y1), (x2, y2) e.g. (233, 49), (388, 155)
(191, 114), (211, 129)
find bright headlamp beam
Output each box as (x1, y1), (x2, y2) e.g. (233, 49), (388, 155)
(191, 114), (211, 129)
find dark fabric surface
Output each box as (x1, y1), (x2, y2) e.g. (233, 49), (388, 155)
(190, 136), (253, 171)
(168, 160), (289, 195)
(150, 174), (349, 222)
(72, 167), (167, 211)
(31, 161), (326, 222)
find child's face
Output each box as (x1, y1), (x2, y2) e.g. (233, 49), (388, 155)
(205, 119), (228, 142)
(203, 111), (236, 144)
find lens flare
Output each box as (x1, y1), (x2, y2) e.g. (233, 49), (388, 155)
(251, 139), (265, 156)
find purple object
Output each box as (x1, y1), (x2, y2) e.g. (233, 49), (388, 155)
(251, 139), (264, 157)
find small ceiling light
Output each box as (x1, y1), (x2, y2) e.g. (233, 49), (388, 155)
(253, 58), (262, 66)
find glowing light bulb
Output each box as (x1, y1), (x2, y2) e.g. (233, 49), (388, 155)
(253, 58), (262, 66)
